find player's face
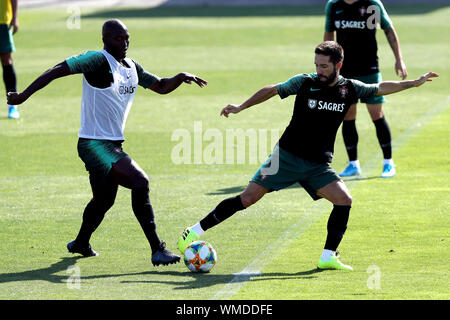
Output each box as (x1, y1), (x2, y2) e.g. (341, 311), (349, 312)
(315, 54), (338, 85)
(103, 29), (130, 61)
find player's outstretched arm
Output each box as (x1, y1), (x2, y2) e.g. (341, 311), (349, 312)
(220, 85), (278, 118)
(377, 72), (439, 96)
(149, 72), (207, 94)
(7, 61), (71, 105)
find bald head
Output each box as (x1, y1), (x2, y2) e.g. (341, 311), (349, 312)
(102, 19), (128, 37)
(102, 19), (130, 61)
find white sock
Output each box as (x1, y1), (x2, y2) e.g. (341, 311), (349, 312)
(383, 158), (394, 166)
(349, 160), (360, 168)
(320, 249), (335, 261)
(191, 223), (205, 236)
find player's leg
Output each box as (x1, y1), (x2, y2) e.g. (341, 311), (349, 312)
(68, 170), (118, 257)
(199, 182), (268, 232)
(340, 103), (361, 177)
(367, 103), (395, 178)
(316, 180), (353, 271)
(1, 52), (19, 119)
(111, 156), (180, 266)
(0, 22), (18, 119)
(178, 182), (269, 253)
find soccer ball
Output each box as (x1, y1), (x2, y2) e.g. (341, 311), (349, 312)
(184, 240), (217, 273)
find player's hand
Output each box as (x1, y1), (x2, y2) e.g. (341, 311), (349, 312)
(9, 17), (19, 35)
(395, 59), (407, 80)
(182, 72), (207, 88)
(7, 92), (27, 105)
(414, 72), (439, 87)
(220, 104), (242, 118)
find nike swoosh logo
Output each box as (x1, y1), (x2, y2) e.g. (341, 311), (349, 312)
(336, 10), (344, 14)
(310, 88), (320, 91)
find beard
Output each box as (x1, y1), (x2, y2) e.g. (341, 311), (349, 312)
(318, 67), (337, 85)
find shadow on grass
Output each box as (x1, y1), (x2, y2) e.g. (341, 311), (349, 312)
(340, 175), (382, 182)
(0, 256), (82, 284)
(120, 268), (324, 290)
(81, 4), (449, 20)
(206, 182), (302, 196)
(0, 256), (322, 290)
(206, 175), (382, 196)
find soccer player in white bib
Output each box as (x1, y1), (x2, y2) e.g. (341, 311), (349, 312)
(7, 19), (207, 266)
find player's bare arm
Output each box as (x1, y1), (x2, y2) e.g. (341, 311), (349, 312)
(10, 0), (18, 35)
(384, 26), (407, 79)
(149, 72), (207, 94)
(220, 85), (278, 118)
(377, 71), (438, 96)
(7, 61), (71, 105)
(323, 31), (335, 42)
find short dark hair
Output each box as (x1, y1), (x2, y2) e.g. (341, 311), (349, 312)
(315, 41), (344, 64)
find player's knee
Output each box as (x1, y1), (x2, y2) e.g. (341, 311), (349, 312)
(0, 55), (13, 66)
(337, 194), (352, 206)
(91, 196), (115, 212)
(239, 192), (258, 208)
(133, 175), (150, 191)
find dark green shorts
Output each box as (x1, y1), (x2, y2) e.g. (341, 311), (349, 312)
(353, 72), (386, 104)
(250, 145), (340, 200)
(0, 24), (15, 54)
(77, 138), (128, 176)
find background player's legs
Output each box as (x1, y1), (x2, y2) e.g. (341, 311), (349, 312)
(367, 103), (391, 159)
(340, 103), (361, 176)
(367, 103), (395, 177)
(75, 171), (118, 247)
(1, 52), (19, 119)
(110, 156), (163, 254)
(316, 180), (353, 270)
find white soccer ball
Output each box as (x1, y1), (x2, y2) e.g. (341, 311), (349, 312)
(183, 240), (217, 273)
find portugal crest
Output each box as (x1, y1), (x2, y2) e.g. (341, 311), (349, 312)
(360, 7), (366, 16)
(339, 86), (348, 98)
(308, 99), (317, 109)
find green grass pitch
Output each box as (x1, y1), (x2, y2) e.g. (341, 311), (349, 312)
(0, 4), (449, 300)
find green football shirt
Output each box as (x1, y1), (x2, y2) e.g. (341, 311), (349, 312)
(65, 50), (160, 89)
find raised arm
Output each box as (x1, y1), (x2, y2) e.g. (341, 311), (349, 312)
(220, 85), (278, 118)
(377, 72), (438, 96)
(149, 72), (207, 94)
(7, 61), (71, 105)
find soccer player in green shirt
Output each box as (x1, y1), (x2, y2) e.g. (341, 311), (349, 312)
(324, 0), (408, 178)
(7, 19), (207, 266)
(178, 41), (437, 271)
(0, 0), (19, 119)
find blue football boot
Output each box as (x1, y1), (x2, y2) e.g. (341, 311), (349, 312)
(339, 163), (361, 177)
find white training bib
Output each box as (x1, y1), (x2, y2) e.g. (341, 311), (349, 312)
(78, 50), (138, 141)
